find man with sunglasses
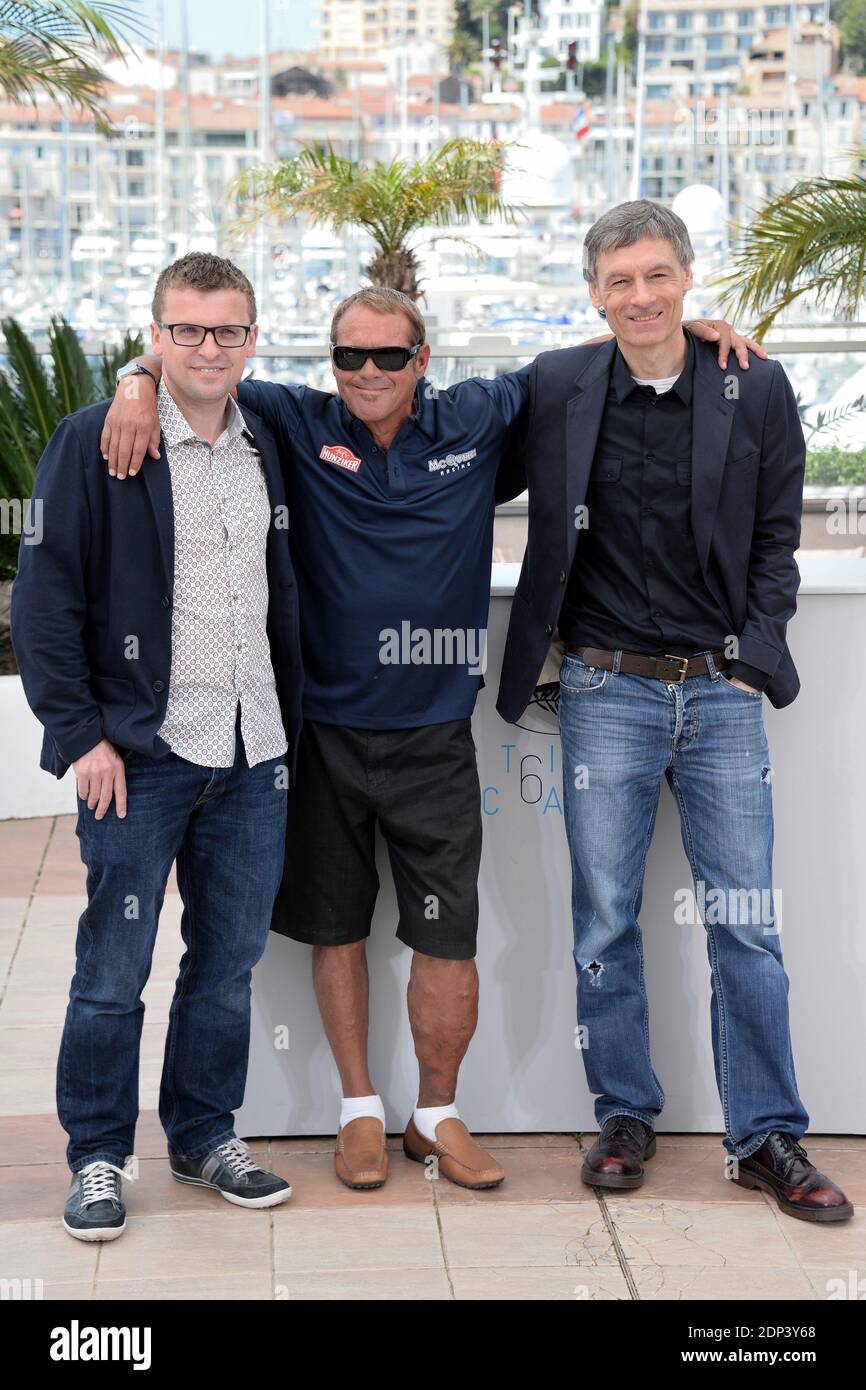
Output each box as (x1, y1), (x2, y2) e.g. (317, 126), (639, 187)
(102, 281), (757, 1192)
(12, 253), (303, 1239)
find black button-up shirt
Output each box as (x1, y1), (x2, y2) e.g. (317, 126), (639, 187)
(559, 330), (766, 689)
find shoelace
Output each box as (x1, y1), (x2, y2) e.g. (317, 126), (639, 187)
(215, 1138), (260, 1178)
(604, 1116), (646, 1145)
(772, 1133), (809, 1170)
(78, 1156), (136, 1209)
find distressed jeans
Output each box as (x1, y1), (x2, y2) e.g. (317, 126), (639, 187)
(58, 726), (288, 1172)
(559, 650), (809, 1158)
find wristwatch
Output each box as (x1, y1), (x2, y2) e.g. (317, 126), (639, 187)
(116, 362), (158, 388)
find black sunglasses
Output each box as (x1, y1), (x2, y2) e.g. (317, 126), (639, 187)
(156, 322), (251, 347)
(331, 343), (421, 372)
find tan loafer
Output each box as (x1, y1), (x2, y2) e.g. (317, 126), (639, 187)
(403, 1117), (505, 1190)
(334, 1116), (389, 1190)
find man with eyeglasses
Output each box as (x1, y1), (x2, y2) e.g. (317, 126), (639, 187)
(101, 279), (758, 1193)
(12, 253), (303, 1240)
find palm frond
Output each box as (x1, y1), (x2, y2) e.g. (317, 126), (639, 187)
(2, 317), (56, 448)
(0, 2), (150, 126)
(97, 330), (143, 398)
(713, 168), (866, 339)
(49, 316), (95, 417)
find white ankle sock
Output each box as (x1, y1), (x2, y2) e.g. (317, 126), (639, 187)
(340, 1094), (385, 1131)
(413, 1103), (459, 1143)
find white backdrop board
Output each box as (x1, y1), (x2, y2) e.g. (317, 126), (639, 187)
(236, 560), (866, 1138)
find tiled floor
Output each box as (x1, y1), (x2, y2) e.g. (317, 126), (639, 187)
(1, 814), (863, 1301)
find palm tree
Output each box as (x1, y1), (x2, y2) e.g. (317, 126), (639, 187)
(0, 1), (146, 128)
(233, 139), (514, 301)
(715, 170), (866, 339)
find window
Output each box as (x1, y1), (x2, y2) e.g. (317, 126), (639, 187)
(676, 12), (692, 29)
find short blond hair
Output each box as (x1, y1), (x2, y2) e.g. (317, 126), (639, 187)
(152, 252), (257, 323)
(330, 287), (426, 347)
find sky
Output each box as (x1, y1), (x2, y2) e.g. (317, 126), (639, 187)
(136, 0), (315, 62)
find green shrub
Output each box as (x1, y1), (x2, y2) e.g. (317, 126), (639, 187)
(0, 319), (143, 581)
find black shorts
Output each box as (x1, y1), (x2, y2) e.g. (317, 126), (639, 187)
(271, 717), (482, 960)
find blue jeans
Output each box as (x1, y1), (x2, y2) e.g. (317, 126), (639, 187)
(559, 650), (809, 1158)
(59, 728), (288, 1171)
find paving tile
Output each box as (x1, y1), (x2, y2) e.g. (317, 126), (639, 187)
(432, 1145), (588, 1205)
(272, 1205), (444, 1273)
(466, 1133), (580, 1149)
(438, 1200), (618, 1268)
(0, 1216), (99, 1284)
(449, 1265), (629, 1300)
(632, 1264), (817, 1300)
(19, 897), (86, 931)
(770, 1205), (866, 1265)
(0, 900), (29, 931)
(581, 1142), (765, 1205)
(0, 818), (52, 896)
(269, 1135), (339, 1155)
(273, 1268), (453, 1300)
(801, 1264), (866, 1301)
(0, 1109), (176, 1167)
(605, 1199), (801, 1268)
(95, 1273), (273, 1300)
(266, 1150), (433, 1207)
(95, 1210), (272, 1280)
(801, 1135), (866, 1152)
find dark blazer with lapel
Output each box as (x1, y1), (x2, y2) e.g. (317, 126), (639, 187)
(495, 334), (806, 723)
(11, 396), (304, 779)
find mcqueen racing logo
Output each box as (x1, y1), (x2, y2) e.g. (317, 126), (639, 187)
(427, 448), (477, 475)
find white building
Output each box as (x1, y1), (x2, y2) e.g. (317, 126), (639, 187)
(642, 1), (832, 100)
(317, 0), (456, 63)
(536, 0), (605, 64)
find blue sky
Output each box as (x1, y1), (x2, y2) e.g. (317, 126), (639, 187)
(137, 0), (315, 61)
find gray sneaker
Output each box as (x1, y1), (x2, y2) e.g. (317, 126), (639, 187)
(63, 1159), (132, 1241)
(170, 1137), (292, 1208)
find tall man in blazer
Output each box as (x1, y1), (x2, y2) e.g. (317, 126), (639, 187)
(496, 200), (852, 1222)
(11, 253), (304, 1240)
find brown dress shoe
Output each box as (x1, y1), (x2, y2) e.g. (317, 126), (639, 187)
(731, 1132), (853, 1222)
(581, 1114), (656, 1189)
(334, 1116), (389, 1190)
(403, 1117), (505, 1189)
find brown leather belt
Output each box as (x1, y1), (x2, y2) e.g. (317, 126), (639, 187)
(567, 646), (731, 685)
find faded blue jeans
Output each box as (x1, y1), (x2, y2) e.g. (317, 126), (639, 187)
(559, 649), (809, 1158)
(59, 726), (288, 1171)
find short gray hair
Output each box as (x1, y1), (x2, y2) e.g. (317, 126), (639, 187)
(582, 200), (694, 286)
(330, 287), (426, 347)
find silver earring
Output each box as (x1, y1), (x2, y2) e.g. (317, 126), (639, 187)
(597, 307), (607, 320)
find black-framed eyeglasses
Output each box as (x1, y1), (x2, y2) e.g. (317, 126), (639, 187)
(156, 322), (252, 347)
(330, 343), (421, 372)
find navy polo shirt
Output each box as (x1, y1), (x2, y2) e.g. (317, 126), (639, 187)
(237, 370), (530, 728)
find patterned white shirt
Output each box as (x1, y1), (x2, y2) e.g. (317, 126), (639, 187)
(156, 380), (286, 768)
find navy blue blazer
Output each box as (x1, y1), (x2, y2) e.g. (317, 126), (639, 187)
(11, 397), (304, 779)
(495, 335), (806, 722)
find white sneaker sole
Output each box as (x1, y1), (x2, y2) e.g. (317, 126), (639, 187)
(62, 1218), (126, 1241)
(169, 1170), (293, 1207)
